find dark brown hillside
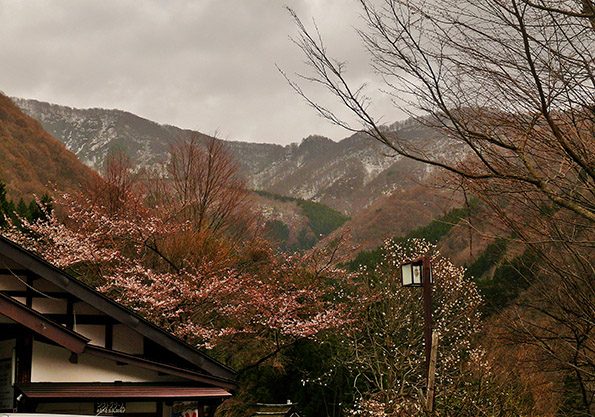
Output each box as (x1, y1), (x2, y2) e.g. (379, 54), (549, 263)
(342, 186), (454, 249)
(0, 93), (99, 199)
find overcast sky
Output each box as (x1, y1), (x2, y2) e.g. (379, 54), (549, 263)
(0, 0), (402, 145)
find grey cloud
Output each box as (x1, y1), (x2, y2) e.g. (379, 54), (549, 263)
(0, 0), (398, 145)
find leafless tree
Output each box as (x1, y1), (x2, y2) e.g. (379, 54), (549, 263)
(101, 149), (135, 213)
(286, 0), (594, 222)
(152, 133), (254, 241)
(287, 0), (595, 414)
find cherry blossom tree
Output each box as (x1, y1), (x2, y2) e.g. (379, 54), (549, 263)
(4, 186), (353, 369)
(94, 149), (136, 215)
(1, 127), (356, 373)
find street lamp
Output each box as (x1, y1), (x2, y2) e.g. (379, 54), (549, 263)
(400, 258), (432, 287)
(400, 255), (436, 411)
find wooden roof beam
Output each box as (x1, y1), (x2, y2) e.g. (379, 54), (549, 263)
(0, 292), (89, 353)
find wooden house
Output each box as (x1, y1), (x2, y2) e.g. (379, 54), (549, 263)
(0, 236), (235, 416)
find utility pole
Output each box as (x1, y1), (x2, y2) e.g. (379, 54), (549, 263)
(426, 330), (439, 412)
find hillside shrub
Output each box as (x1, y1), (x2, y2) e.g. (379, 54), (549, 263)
(464, 238), (508, 280)
(479, 250), (538, 315)
(255, 190), (350, 250)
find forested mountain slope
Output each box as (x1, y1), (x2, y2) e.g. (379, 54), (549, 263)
(0, 94), (99, 199)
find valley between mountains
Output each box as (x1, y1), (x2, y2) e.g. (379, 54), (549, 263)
(13, 97), (469, 253)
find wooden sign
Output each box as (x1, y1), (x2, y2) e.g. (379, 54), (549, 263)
(95, 401), (126, 414)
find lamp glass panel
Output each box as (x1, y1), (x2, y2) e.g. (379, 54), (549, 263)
(401, 263), (413, 286)
(412, 264), (422, 285)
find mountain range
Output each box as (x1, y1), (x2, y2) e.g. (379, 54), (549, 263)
(8, 97), (479, 256)
(2, 93), (515, 294)
(13, 98), (463, 216)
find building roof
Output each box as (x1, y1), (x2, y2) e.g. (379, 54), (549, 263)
(0, 235), (236, 384)
(253, 404), (302, 417)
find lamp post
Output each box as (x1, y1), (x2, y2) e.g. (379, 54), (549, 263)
(400, 255), (434, 384)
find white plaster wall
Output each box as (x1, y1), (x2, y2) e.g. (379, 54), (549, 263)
(75, 324), (106, 347)
(113, 324), (144, 355)
(127, 401), (157, 413)
(31, 341), (178, 383)
(0, 277), (25, 291)
(35, 401), (95, 414)
(12, 297), (26, 305)
(32, 297), (67, 314)
(35, 401), (157, 414)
